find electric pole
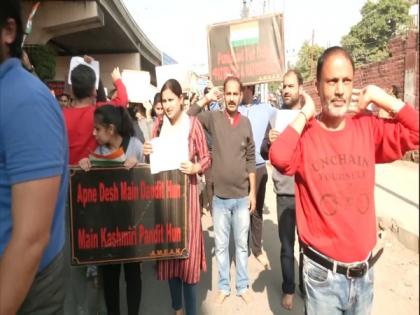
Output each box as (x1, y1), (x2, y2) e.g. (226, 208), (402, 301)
(241, 0), (249, 18)
(309, 29), (315, 79)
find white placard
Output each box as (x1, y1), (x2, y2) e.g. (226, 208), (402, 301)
(272, 109), (300, 132)
(149, 137), (189, 174)
(68, 57), (100, 89)
(122, 69), (151, 103)
(156, 64), (191, 91)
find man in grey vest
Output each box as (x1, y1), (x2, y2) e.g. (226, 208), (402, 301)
(261, 69), (304, 310)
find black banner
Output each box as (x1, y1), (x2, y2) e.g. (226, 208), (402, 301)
(208, 13), (285, 87)
(69, 166), (188, 265)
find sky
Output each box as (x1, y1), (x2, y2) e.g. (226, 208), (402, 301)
(122, 0), (367, 71)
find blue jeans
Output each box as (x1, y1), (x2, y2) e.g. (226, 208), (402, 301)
(303, 255), (374, 315)
(168, 278), (197, 315)
(212, 196), (250, 295)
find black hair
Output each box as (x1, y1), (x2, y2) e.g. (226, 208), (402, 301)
(284, 69), (303, 85)
(223, 76), (243, 92)
(151, 93), (161, 118)
(94, 105), (134, 138)
(127, 102), (139, 118)
(126, 103), (138, 120)
(243, 84), (255, 95)
(0, 0), (24, 58)
(189, 92), (197, 103)
(316, 46), (355, 81)
(391, 85), (399, 98)
(137, 102), (146, 117)
(203, 87), (210, 95)
(96, 80), (107, 102)
(57, 92), (70, 98)
(160, 79), (183, 98)
(70, 64), (96, 99)
(153, 92), (161, 106)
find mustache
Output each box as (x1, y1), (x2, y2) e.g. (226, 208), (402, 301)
(228, 102), (236, 105)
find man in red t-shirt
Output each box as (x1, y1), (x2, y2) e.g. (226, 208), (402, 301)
(63, 64), (127, 165)
(269, 46), (419, 315)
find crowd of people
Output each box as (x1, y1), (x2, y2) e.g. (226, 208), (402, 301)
(1, 1), (419, 315)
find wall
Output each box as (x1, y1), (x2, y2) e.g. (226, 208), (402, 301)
(303, 31), (419, 112)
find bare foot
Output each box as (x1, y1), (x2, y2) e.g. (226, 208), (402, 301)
(239, 291), (253, 304)
(255, 251), (270, 269)
(214, 291), (229, 305)
(282, 293), (294, 310)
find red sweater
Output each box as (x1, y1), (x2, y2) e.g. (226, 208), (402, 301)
(269, 104), (419, 262)
(64, 79), (128, 165)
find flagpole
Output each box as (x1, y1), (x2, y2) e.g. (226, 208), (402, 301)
(22, 2), (41, 48)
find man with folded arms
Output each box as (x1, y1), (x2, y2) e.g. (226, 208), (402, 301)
(269, 46), (419, 315)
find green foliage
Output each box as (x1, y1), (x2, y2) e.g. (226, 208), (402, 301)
(268, 81), (281, 93)
(294, 41), (324, 81)
(26, 45), (56, 82)
(341, 0), (410, 65)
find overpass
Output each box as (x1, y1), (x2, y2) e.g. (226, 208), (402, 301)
(22, 0), (161, 89)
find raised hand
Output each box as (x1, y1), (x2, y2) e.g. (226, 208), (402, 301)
(83, 55), (94, 64)
(354, 85), (404, 114)
(301, 91), (316, 120)
(111, 67), (122, 82)
(205, 87), (222, 103)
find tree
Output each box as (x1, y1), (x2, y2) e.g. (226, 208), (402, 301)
(294, 41), (324, 82)
(341, 0), (410, 65)
(26, 45), (56, 83)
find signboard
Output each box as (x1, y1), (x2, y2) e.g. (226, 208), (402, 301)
(47, 80), (65, 96)
(69, 166), (189, 265)
(207, 13), (285, 87)
(122, 69), (154, 103)
(156, 64), (191, 91)
(68, 56), (100, 89)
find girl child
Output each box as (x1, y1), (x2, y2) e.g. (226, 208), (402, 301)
(143, 79), (211, 315)
(79, 104), (143, 315)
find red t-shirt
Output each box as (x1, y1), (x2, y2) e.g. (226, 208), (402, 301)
(63, 79), (127, 165)
(269, 104), (419, 262)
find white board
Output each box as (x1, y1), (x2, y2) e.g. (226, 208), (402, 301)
(122, 69), (151, 103)
(68, 57), (100, 89)
(155, 64), (191, 91)
(271, 109), (300, 132)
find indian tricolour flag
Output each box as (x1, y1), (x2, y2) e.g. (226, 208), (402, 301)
(230, 21), (259, 48)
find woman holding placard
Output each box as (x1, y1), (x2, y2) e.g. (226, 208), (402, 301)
(143, 79), (210, 315)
